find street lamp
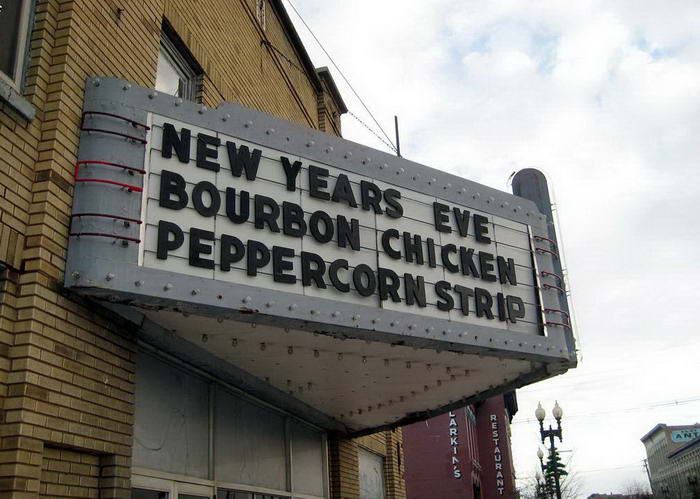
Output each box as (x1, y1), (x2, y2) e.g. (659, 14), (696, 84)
(535, 401), (565, 499)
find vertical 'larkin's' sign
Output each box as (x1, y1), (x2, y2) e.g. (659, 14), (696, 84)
(448, 411), (461, 479)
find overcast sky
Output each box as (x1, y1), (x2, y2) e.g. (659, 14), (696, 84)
(286, 1), (700, 496)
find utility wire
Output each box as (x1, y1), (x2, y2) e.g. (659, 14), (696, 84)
(511, 396), (700, 425)
(284, 0), (398, 153)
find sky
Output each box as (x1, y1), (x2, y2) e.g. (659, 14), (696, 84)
(285, 1), (700, 496)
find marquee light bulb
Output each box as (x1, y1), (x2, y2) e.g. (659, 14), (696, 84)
(231, 338), (238, 347)
(201, 334), (208, 343)
(362, 356), (367, 364)
(288, 346), (294, 355)
(260, 342), (266, 351)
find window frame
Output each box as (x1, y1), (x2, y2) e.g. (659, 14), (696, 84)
(156, 20), (203, 102)
(0, 0), (33, 91)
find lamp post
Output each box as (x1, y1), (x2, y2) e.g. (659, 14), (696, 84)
(535, 401), (564, 499)
(536, 447), (552, 499)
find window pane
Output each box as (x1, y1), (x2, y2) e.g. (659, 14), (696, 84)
(214, 388), (287, 491)
(131, 489), (169, 499)
(0, 0), (23, 77)
(156, 48), (184, 97)
(290, 421), (324, 497)
(359, 448), (386, 499)
(133, 352), (210, 478)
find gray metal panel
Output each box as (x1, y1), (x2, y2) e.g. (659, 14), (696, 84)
(290, 421), (325, 497)
(214, 386), (288, 490)
(133, 351), (209, 478)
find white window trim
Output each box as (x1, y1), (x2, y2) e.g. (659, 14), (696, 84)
(1, 0), (32, 91)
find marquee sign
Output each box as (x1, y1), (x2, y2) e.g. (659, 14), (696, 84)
(66, 78), (576, 433)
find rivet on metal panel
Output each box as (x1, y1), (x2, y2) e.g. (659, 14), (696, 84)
(244, 120), (252, 128)
(289, 303), (297, 311)
(266, 128), (275, 135)
(122, 83), (131, 90)
(242, 296), (252, 304)
(148, 92), (156, 99)
(71, 271), (81, 280)
(396, 168), (404, 175)
(191, 289), (200, 295)
(134, 280), (143, 287)
(426, 326), (434, 334)
(362, 157), (371, 165)
(504, 340), (509, 345)
(310, 309), (318, 315)
(325, 146), (333, 153)
(408, 324), (415, 330)
(344, 151), (352, 159)
(390, 321), (398, 327)
(93, 79), (101, 87)
(473, 193), (481, 200)
(265, 301), (274, 308)
(428, 178), (436, 185)
(198, 106), (207, 114)
(444, 183), (451, 190)
(222, 113), (230, 121)
(306, 140), (315, 147)
(372, 318), (379, 324)
(174, 98), (183, 106)
(331, 311), (339, 318)
(163, 283), (173, 291)
(105, 273), (115, 281)
(413, 173), (420, 181)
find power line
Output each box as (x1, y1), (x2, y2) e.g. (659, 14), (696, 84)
(511, 396), (700, 424)
(284, 0), (398, 153)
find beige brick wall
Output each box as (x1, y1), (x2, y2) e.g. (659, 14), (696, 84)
(0, 2), (384, 499)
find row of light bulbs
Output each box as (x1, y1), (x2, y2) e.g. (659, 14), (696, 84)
(198, 332), (493, 421)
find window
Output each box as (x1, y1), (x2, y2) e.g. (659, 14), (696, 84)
(156, 22), (201, 101)
(255, 0), (266, 31)
(0, 0), (32, 89)
(359, 448), (386, 499)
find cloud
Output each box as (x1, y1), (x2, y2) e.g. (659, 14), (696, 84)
(287, 0), (700, 494)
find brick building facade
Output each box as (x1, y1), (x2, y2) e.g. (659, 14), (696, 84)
(0, 1), (405, 498)
(402, 394), (518, 499)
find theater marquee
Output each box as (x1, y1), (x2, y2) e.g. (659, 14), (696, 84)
(66, 78), (576, 433)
